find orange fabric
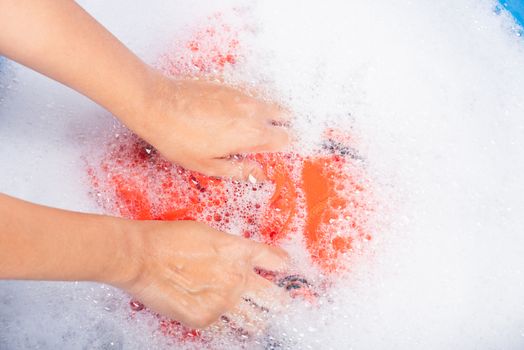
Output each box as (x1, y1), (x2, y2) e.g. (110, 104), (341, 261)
(91, 145), (368, 273)
(256, 154), (358, 272)
(87, 13), (373, 341)
(90, 144), (371, 340)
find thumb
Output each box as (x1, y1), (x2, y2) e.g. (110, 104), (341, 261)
(209, 158), (267, 183)
(247, 240), (290, 272)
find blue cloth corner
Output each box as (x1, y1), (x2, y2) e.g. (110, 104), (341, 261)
(499, 0), (524, 27)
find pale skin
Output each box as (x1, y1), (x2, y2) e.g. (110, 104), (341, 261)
(0, 0), (290, 329)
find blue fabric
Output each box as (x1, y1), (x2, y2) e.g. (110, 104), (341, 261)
(499, 0), (524, 30)
(494, 0), (524, 36)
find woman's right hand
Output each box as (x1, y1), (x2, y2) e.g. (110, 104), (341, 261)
(114, 220), (290, 329)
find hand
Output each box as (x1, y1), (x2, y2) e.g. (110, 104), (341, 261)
(118, 220), (290, 329)
(135, 75), (291, 182)
(0, 0), (290, 182)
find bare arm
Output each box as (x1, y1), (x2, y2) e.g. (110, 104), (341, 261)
(0, 193), (136, 284)
(0, 0), (291, 328)
(0, 0), (152, 129)
(0, 0), (289, 180)
(0, 193), (288, 328)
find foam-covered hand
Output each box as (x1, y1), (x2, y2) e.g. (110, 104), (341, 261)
(134, 76), (290, 182)
(118, 220), (289, 329)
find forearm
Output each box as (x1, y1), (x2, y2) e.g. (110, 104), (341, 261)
(0, 0), (156, 130)
(0, 193), (140, 286)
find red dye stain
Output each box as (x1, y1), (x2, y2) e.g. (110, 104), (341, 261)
(160, 12), (241, 76)
(87, 11), (375, 343)
(254, 148), (372, 272)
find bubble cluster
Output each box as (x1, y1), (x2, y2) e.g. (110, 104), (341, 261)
(80, 11), (378, 346)
(86, 131), (375, 346)
(1, 0), (524, 349)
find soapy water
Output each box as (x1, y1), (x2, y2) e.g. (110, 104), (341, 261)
(84, 14), (376, 346)
(498, 0), (524, 29)
(1, 0), (524, 349)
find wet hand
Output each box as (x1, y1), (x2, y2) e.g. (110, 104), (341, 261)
(117, 220), (289, 329)
(134, 75), (291, 182)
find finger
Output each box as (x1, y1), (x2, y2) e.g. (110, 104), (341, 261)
(243, 273), (290, 313)
(222, 275), (289, 335)
(256, 101), (293, 126)
(248, 240), (290, 272)
(228, 123), (290, 155)
(208, 158), (267, 183)
(253, 126), (291, 153)
(221, 301), (263, 336)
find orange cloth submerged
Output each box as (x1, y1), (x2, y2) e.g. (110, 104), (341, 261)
(86, 13), (374, 340)
(90, 138), (372, 274)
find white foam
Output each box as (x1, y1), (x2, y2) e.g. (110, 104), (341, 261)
(1, 0), (524, 349)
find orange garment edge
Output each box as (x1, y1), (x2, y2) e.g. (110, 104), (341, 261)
(87, 12), (373, 341)
(97, 147), (368, 273)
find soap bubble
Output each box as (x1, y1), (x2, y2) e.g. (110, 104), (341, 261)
(1, 0), (524, 349)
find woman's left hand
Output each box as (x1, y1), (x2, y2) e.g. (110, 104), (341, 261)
(132, 75), (291, 182)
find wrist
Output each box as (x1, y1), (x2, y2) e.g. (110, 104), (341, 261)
(96, 217), (145, 289)
(116, 68), (172, 141)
